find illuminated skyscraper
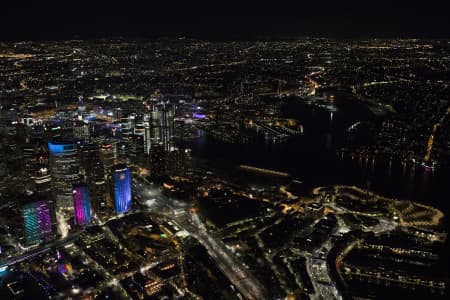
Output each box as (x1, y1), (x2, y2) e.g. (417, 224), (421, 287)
(150, 144), (167, 179)
(144, 113), (151, 155)
(133, 115), (146, 156)
(111, 164), (132, 214)
(147, 104), (175, 153)
(99, 143), (116, 178)
(90, 161), (107, 219)
(31, 167), (52, 196)
(72, 183), (91, 226)
(150, 109), (161, 144)
(167, 148), (193, 178)
(158, 105), (175, 152)
(134, 115), (145, 137)
(121, 114), (135, 137)
(22, 196), (53, 246)
(23, 143), (38, 177)
(79, 144), (107, 218)
(48, 141), (79, 211)
(72, 121), (90, 141)
(78, 143), (99, 179)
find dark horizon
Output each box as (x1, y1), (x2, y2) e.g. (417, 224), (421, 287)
(1, 1), (449, 41)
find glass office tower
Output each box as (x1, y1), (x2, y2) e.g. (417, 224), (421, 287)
(48, 141), (79, 211)
(22, 197), (53, 246)
(111, 164), (132, 214)
(72, 183), (91, 226)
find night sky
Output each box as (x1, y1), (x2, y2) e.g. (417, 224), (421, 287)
(1, 1), (449, 40)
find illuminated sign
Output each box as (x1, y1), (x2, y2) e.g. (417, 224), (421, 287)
(193, 113), (206, 119)
(48, 141), (76, 154)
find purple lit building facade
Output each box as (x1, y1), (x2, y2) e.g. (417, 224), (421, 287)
(72, 183), (91, 226)
(193, 112), (206, 119)
(112, 164), (132, 214)
(22, 198), (53, 246)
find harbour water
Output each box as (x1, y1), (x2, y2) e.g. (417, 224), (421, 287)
(182, 94), (450, 218)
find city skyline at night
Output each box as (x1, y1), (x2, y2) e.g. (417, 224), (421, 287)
(0, 2), (449, 300)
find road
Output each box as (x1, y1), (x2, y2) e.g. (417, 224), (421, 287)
(2, 172), (268, 300)
(187, 221), (267, 300)
(133, 174), (268, 300)
(0, 232), (81, 269)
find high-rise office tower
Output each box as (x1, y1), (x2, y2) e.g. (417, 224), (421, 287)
(5, 139), (23, 177)
(26, 145), (51, 195)
(22, 143), (37, 177)
(150, 144), (167, 179)
(79, 144), (107, 218)
(133, 115), (146, 157)
(121, 114), (135, 137)
(22, 196), (53, 246)
(134, 115), (145, 137)
(150, 108), (161, 145)
(48, 140), (79, 212)
(144, 113), (151, 155)
(72, 183), (91, 226)
(111, 164), (132, 215)
(99, 143), (116, 178)
(167, 148), (193, 178)
(90, 160), (107, 219)
(72, 121), (90, 141)
(158, 105), (175, 152)
(78, 143), (99, 178)
(31, 167), (52, 196)
(120, 117), (132, 137)
(146, 104), (175, 153)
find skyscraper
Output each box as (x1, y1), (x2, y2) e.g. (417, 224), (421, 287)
(99, 143), (116, 178)
(78, 143), (99, 179)
(90, 161), (107, 219)
(72, 121), (90, 141)
(150, 144), (167, 179)
(150, 108), (161, 145)
(31, 167), (52, 196)
(167, 148), (193, 178)
(72, 183), (91, 226)
(48, 140), (79, 212)
(111, 164), (132, 215)
(79, 144), (107, 219)
(121, 115), (135, 137)
(158, 105), (175, 152)
(22, 143), (37, 177)
(147, 104), (175, 153)
(144, 112), (151, 155)
(22, 196), (53, 246)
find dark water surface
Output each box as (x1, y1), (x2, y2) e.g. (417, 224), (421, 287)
(183, 94), (450, 218)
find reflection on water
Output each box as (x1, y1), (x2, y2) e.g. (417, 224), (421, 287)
(325, 134), (333, 152)
(421, 167), (431, 195)
(407, 163), (415, 198)
(181, 94), (450, 217)
(184, 131), (448, 215)
(387, 158), (392, 178)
